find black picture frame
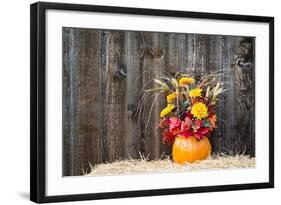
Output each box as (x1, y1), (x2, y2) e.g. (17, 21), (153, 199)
(30, 1), (274, 203)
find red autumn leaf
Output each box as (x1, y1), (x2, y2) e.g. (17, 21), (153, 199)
(199, 127), (210, 135)
(194, 133), (202, 140)
(178, 130), (193, 138)
(192, 120), (203, 132)
(159, 118), (170, 128)
(162, 129), (176, 144)
(186, 112), (193, 119)
(169, 117), (181, 131)
(181, 116), (192, 131)
(195, 120), (203, 127)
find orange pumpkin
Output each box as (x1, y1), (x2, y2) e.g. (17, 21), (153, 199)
(172, 135), (211, 164)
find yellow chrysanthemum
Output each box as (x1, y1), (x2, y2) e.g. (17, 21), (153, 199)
(160, 104), (175, 118)
(166, 93), (177, 103)
(179, 77), (195, 86)
(191, 102), (208, 120)
(189, 88), (202, 98)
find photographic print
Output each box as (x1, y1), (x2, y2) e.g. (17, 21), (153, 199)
(62, 28), (255, 177)
(31, 2), (274, 202)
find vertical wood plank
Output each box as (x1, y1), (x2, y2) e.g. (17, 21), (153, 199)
(63, 28), (78, 176)
(76, 29), (101, 174)
(233, 37), (255, 156)
(221, 36), (236, 154)
(124, 31), (142, 159)
(99, 30), (109, 162)
(250, 39), (255, 156)
(152, 33), (167, 158)
(102, 31), (127, 162)
(139, 32), (156, 159)
(62, 27), (70, 176)
(138, 32), (167, 159)
(208, 35), (224, 154)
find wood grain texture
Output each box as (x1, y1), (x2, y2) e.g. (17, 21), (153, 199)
(102, 31), (127, 162)
(76, 29), (101, 174)
(124, 32), (142, 159)
(63, 28), (78, 176)
(63, 28), (255, 176)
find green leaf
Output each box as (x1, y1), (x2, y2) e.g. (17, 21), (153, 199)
(203, 121), (211, 128)
(182, 100), (189, 108)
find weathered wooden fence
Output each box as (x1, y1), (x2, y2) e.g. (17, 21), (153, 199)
(63, 27), (255, 176)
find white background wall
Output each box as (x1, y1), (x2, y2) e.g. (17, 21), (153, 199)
(0, 0), (279, 204)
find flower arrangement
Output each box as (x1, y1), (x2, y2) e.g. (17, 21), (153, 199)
(144, 72), (225, 145)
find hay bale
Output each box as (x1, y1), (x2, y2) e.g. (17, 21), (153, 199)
(87, 155), (255, 176)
